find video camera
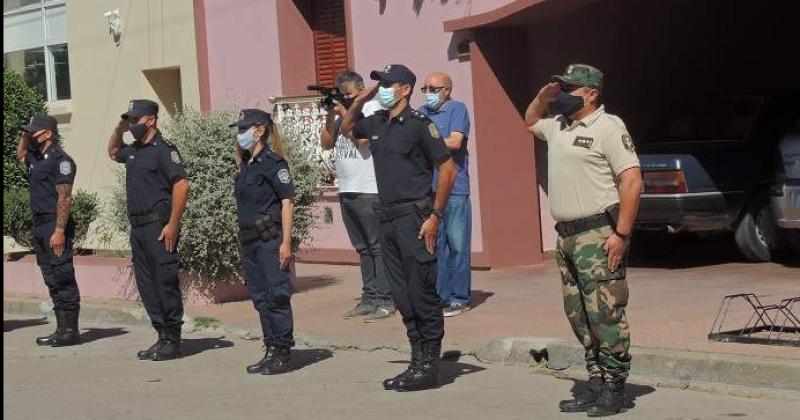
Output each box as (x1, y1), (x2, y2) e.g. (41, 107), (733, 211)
(307, 85), (354, 111)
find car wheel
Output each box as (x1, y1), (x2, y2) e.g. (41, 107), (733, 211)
(734, 193), (781, 262)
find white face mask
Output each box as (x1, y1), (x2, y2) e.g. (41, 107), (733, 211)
(377, 86), (399, 109)
(237, 128), (256, 150)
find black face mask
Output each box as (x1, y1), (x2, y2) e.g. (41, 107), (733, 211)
(129, 123), (149, 141)
(550, 91), (585, 118)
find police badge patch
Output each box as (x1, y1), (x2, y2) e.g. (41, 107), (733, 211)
(59, 161), (71, 175)
(622, 134), (635, 152)
(278, 168), (291, 184)
(428, 123), (441, 139)
(171, 150), (181, 163)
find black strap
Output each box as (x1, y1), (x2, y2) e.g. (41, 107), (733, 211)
(555, 213), (611, 238)
(373, 198), (431, 223)
(32, 213), (57, 226)
(129, 210), (161, 227)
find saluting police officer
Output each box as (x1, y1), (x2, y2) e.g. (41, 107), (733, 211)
(231, 109), (296, 375)
(524, 64), (642, 416)
(16, 114), (81, 347)
(341, 64), (457, 391)
(107, 100), (191, 361)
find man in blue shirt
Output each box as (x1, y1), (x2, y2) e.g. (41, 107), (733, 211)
(418, 72), (472, 317)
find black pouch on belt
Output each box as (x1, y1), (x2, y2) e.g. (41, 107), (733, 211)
(412, 197), (433, 218)
(255, 214), (279, 241)
(155, 201), (172, 224)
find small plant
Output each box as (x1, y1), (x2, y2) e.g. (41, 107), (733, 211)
(193, 316), (220, 330)
(3, 69), (47, 191)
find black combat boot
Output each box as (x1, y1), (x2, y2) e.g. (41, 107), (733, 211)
(151, 326), (183, 361)
(383, 341), (423, 390)
(137, 327), (167, 360)
(262, 345), (291, 375)
(559, 376), (605, 412)
(37, 310), (80, 346)
(246, 342), (276, 374)
(587, 380), (626, 417)
(394, 341), (441, 391)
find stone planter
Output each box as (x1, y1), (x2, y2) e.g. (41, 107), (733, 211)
(3, 253), (250, 305)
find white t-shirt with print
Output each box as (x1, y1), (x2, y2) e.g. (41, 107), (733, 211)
(333, 99), (382, 193)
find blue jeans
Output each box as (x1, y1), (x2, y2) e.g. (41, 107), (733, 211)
(436, 195), (471, 306)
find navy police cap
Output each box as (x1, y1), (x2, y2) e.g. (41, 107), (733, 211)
(121, 99), (159, 119)
(229, 109), (272, 129)
(22, 113), (58, 135)
(370, 64), (416, 87)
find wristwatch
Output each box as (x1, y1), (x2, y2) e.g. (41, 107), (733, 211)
(430, 208), (444, 220)
(613, 229), (630, 240)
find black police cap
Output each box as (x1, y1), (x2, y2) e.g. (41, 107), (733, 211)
(22, 113), (58, 135)
(229, 109), (272, 129)
(370, 64), (416, 87)
(121, 99), (159, 119)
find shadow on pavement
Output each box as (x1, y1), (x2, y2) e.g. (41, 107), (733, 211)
(469, 290), (495, 311)
(562, 378), (656, 411)
(182, 338), (234, 357)
(388, 352), (487, 387)
(3, 317), (48, 332)
(80, 327), (129, 344)
(629, 232), (744, 269)
(291, 348), (334, 371)
(294, 275), (339, 294)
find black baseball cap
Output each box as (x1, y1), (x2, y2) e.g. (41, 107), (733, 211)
(229, 109), (272, 130)
(370, 64), (416, 87)
(121, 99), (159, 119)
(22, 113), (58, 135)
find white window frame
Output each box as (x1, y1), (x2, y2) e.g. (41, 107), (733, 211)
(3, 0), (69, 103)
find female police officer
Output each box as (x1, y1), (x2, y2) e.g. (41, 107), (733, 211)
(230, 109), (296, 375)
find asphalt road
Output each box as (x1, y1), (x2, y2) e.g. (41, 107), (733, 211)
(4, 318), (799, 420)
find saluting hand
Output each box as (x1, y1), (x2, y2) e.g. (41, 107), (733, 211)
(604, 233), (628, 272)
(354, 84), (379, 105)
(158, 222), (180, 253)
(537, 82), (561, 103)
(115, 118), (130, 134)
(418, 216), (439, 255)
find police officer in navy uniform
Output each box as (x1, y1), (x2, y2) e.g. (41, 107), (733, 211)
(231, 109), (297, 375)
(107, 100), (191, 361)
(16, 114), (81, 346)
(341, 64), (457, 391)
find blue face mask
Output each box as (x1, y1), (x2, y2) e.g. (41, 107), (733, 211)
(550, 91), (585, 118)
(425, 93), (442, 110)
(237, 128), (256, 150)
(377, 86), (398, 109)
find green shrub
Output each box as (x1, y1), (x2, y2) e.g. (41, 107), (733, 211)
(3, 69), (47, 191)
(108, 108), (324, 282)
(3, 187), (99, 250)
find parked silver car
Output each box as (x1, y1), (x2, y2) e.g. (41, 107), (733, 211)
(771, 122), (800, 254)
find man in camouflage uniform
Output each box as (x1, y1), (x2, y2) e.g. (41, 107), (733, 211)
(524, 64), (643, 417)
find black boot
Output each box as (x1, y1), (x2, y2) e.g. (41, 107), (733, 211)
(137, 327), (166, 360)
(383, 341), (423, 390)
(559, 376), (605, 412)
(247, 342), (276, 374)
(151, 326), (183, 361)
(36, 310), (80, 346)
(587, 381), (626, 417)
(394, 341), (441, 391)
(262, 345), (291, 375)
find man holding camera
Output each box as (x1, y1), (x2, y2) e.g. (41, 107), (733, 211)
(524, 64), (642, 416)
(320, 71), (396, 322)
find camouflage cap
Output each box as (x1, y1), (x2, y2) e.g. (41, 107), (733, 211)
(551, 64), (604, 89)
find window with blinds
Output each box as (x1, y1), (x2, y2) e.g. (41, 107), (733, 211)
(309, 0), (348, 87)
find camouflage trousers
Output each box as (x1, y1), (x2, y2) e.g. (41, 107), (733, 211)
(555, 225), (631, 382)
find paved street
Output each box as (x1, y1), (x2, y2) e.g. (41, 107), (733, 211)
(4, 319), (798, 420)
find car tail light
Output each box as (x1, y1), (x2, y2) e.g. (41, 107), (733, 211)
(643, 171), (688, 194)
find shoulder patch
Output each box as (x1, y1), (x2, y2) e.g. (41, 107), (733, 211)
(622, 133), (635, 152)
(170, 150), (181, 164)
(59, 160), (72, 175)
(427, 122), (441, 139)
(278, 168), (291, 184)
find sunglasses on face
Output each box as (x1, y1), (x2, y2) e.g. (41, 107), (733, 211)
(420, 85), (446, 94)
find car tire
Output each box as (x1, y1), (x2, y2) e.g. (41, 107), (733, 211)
(734, 192), (782, 262)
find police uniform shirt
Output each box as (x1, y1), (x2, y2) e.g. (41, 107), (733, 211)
(353, 106), (450, 206)
(235, 147), (295, 227)
(26, 145), (76, 216)
(113, 133), (187, 216)
(532, 105), (640, 222)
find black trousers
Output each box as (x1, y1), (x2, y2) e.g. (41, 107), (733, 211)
(129, 221), (184, 328)
(379, 212), (443, 343)
(240, 233), (294, 347)
(31, 219), (80, 312)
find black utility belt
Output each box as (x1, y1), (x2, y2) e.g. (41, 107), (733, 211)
(373, 197), (432, 223)
(32, 213), (56, 227)
(129, 202), (171, 227)
(555, 213), (612, 238)
(239, 214), (280, 244)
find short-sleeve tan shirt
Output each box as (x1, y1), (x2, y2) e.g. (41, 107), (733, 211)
(532, 105), (639, 222)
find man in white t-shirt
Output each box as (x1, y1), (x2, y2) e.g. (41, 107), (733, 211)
(321, 71), (395, 322)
